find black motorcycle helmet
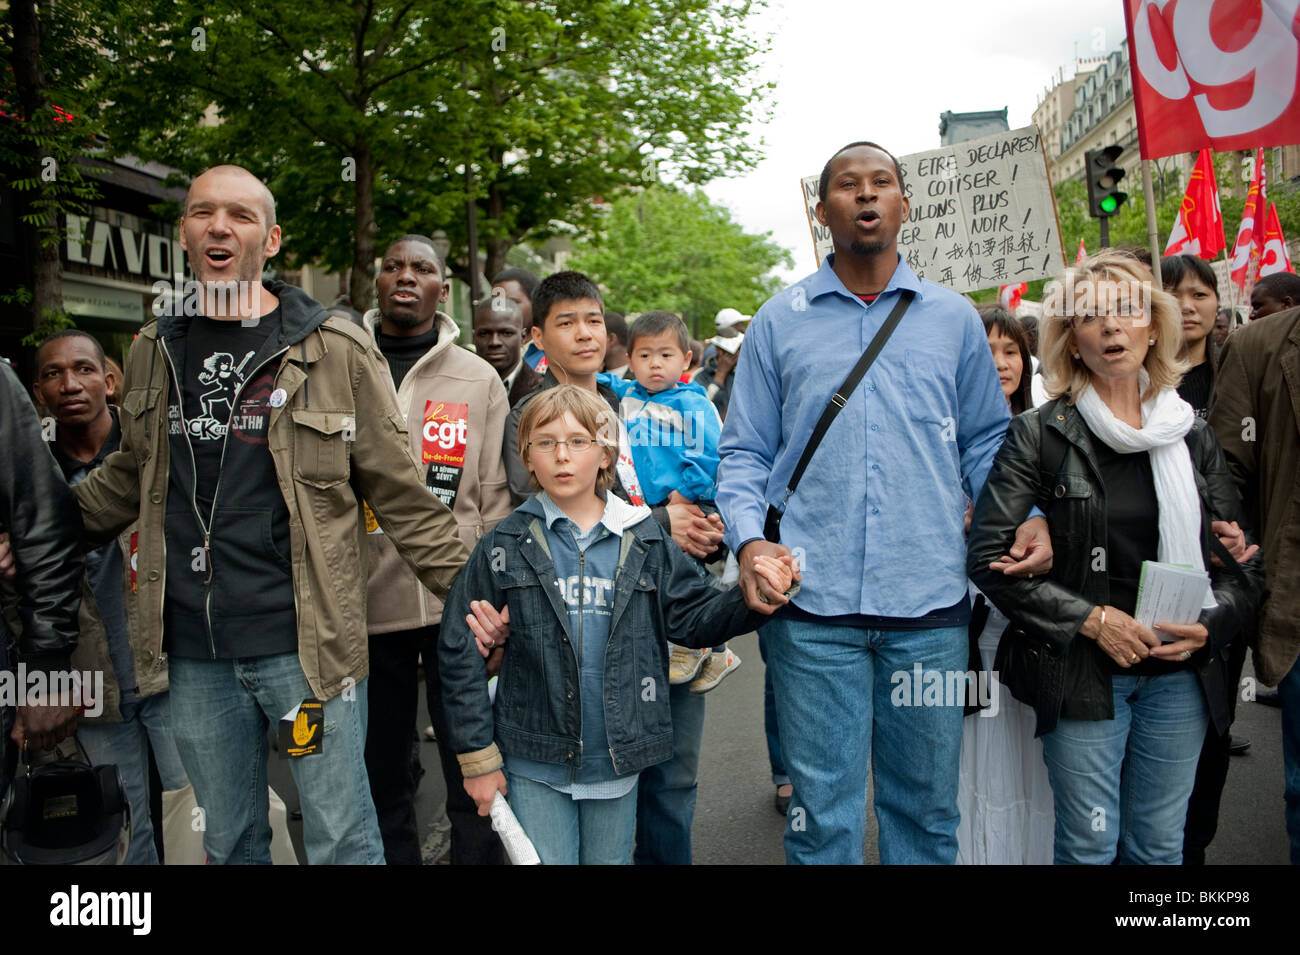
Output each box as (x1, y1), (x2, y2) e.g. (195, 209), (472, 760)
(1, 738), (130, 865)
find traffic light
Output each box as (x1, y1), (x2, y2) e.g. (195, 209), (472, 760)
(1085, 146), (1128, 218)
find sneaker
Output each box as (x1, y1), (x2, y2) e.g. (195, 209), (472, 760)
(1229, 734), (1251, 756)
(690, 647), (742, 694)
(424, 725), (437, 742)
(669, 646), (708, 685)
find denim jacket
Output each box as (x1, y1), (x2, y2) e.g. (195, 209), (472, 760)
(438, 496), (776, 779)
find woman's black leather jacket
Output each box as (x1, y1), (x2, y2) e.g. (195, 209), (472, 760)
(968, 396), (1266, 737)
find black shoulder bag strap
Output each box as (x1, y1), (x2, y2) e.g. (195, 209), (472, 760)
(763, 288), (915, 543)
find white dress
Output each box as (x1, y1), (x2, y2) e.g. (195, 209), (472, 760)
(955, 582), (1055, 864)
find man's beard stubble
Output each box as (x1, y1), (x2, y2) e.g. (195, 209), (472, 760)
(850, 238), (889, 256)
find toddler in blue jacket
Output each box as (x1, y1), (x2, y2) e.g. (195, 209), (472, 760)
(601, 311), (738, 692)
(439, 385), (795, 864)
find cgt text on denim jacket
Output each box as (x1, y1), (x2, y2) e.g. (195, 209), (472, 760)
(438, 498), (778, 780)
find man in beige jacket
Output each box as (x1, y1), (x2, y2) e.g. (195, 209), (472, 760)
(362, 234), (513, 864)
(72, 168), (468, 865)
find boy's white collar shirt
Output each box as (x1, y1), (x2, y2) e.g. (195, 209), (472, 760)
(536, 490), (651, 538)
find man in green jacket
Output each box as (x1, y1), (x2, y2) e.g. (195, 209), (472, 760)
(73, 166), (468, 864)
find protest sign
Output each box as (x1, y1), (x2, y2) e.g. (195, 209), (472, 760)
(802, 125), (1065, 293)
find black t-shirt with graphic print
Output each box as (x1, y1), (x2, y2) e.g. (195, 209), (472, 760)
(181, 310), (279, 513)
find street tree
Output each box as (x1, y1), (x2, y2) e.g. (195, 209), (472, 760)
(569, 184), (791, 333)
(1, 0), (106, 342)
(97, 0), (772, 310)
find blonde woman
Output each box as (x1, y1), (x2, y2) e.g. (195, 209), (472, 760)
(967, 253), (1264, 864)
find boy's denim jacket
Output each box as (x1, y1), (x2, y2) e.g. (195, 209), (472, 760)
(438, 500), (779, 780)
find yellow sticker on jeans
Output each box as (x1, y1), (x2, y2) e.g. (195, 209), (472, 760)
(279, 699), (324, 758)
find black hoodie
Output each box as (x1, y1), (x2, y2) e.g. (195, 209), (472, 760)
(157, 281), (328, 660)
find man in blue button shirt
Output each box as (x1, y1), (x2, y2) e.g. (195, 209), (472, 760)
(717, 141), (1053, 864)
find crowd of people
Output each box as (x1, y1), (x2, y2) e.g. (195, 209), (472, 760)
(0, 147), (1296, 865)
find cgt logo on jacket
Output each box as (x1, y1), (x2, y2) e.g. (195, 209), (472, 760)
(422, 400), (469, 508)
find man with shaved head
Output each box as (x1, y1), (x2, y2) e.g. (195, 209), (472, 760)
(71, 165), (470, 864)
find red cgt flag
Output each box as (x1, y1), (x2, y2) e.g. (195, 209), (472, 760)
(1125, 0), (1300, 159)
(1228, 149), (1268, 293)
(1163, 148), (1226, 259)
(1261, 201), (1296, 275)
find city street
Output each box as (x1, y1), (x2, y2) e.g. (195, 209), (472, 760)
(271, 628), (1292, 865)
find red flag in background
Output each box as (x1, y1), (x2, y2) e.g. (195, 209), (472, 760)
(1164, 148), (1225, 259)
(1076, 237), (1087, 264)
(1228, 149), (1267, 294)
(998, 283), (1027, 311)
(1261, 201), (1296, 275)
(1125, 0), (1300, 159)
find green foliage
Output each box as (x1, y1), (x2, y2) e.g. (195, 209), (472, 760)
(94, 0), (773, 287)
(1, 0), (107, 307)
(568, 184), (791, 333)
(1051, 169), (1185, 263)
(20, 307), (76, 348)
(1046, 152), (1300, 284)
(1215, 150), (1300, 244)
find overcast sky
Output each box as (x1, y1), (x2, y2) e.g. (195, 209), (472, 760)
(702, 0), (1130, 285)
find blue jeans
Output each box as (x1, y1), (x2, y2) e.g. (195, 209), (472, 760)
(757, 629), (789, 787)
(1278, 655), (1300, 864)
(634, 681), (706, 864)
(764, 617), (967, 864)
(505, 773), (638, 865)
(1041, 669), (1208, 865)
(169, 652), (384, 865)
(79, 693), (189, 865)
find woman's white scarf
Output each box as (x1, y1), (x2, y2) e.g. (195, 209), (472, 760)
(1075, 372), (1216, 609)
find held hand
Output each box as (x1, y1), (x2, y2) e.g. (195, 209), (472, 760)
(0, 532), (14, 581)
(1081, 605), (1161, 668)
(751, 555), (794, 605)
(463, 769), (508, 817)
(738, 540), (792, 614)
(1210, 520), (1258, 566)
(467, 601), (510, 659)
(666, 503), (724, 559)
(1147, 621), (1210, 661)
(776, 552), (802, 585)
(989, 516), (1054, 578)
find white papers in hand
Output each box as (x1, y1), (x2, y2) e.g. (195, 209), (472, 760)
(1135, 561), (1211, 643)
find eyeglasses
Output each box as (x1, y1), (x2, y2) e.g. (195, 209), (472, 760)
(526, 436), (597, 454)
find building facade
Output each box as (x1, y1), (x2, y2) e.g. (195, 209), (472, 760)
(939, 109), (1009, 147)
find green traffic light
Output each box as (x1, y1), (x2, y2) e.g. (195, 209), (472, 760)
(1100, 195), (1118, 214)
